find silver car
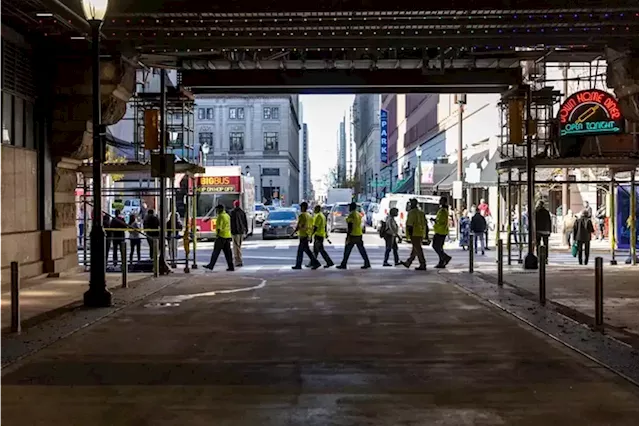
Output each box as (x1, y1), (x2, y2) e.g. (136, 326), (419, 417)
(328, 203), (367, 234)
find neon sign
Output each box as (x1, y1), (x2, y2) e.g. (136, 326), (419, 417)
(558, 89), (624, 137)
(380, 109), (388, 163)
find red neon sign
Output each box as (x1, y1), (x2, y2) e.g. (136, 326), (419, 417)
(559, 89), (622, 125)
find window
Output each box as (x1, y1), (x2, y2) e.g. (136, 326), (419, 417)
(198, 108), (206, 119)
(229, 107), (245, 120)
(199, 132), (213, 149)
(229, 132), (244, 152)
(206, 108), (214, 119)
(263, 107), (279, 120)
(263, 132), (278, 151)
(2, 92), (12, 145)
(262, 167), (280, 176)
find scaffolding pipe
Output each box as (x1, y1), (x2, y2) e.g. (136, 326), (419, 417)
(159, 69), (168, 274)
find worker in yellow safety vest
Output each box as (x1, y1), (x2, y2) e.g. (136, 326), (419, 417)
(336, 202), (371, 269)
(291, 201), (321, 270)
(204, 204), (234, 271)
(306, 204), (334, 268)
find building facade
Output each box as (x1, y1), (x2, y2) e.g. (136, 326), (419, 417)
(194, 95), (301, 205)
(301, 123), (311, 201)
(353, 94), (382, 200)
(336, 118), (347, 183)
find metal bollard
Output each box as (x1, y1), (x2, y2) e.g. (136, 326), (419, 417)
(468, 234), (475, 273)
(497, 239), (504, 286)
(10, 261), (20, 333)
(595, 256), (604, 330)
(121, 241), (128, 288)
(153, 239), (159, 278)
(539, 246), (546, 305)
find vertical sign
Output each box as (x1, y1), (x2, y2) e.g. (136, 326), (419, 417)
(380, 109), (388, 164)
(420, 161), (434, 184)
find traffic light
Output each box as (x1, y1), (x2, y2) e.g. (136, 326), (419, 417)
(144, 109), (160, 150)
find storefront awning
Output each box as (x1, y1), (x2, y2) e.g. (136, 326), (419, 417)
(436, 150), (499, 191)
(392, 163), (457, 194)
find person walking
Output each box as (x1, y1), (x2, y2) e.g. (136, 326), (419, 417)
(470, 207), (487, 255)
(109, 209), (127, 267)
(103, 213), (112, 263)
(478, 198), (492, 249)
(562, 209), (576, 248)
(143, 209), (161, 259)
(595, 205), (606, 240)
(401, 198), (428, 270)
(534, 200), (552, 255)
(204, 205), (234, 271)
(382, 207), (401, 266)
(128, 214), (142, 263)
(573, 209), (595, 265)
(336, 202), (371, 270)
(230, 200), (248, 267)
(292, 202), (321, 270)
(307, 204), (334, 268)
(432, 196), (452, 269)
(459, 209), (470, 251)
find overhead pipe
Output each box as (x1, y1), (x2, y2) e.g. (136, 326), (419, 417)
(39, 0), (107, 39)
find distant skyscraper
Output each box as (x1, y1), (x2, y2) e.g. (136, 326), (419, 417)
(301, 123), (310, 200)
(337, 117), (347, 184)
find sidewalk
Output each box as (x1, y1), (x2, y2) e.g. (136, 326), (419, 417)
(1, 271), (151, 331)
(481, 265), (639, 336)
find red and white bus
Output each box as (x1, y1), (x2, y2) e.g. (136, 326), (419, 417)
(192, 166), (255, 239)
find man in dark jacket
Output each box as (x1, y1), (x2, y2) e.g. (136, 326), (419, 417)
(143, 209), (161, 259)
(109, 210), (128, 266)
(230, 200), (248, 267)
(573, 209), (595, 265)
(534, 200), (552, 256)
(470, 208), (487, 255)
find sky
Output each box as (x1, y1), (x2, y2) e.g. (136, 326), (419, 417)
(301, 95), (354, 193)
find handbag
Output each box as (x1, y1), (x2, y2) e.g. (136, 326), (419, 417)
(571, 241), (578, 257)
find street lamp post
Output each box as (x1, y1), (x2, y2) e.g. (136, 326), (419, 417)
(415, 147), (422, 195)
(82, 0), (112, 307)
(374, 173), (379, 202)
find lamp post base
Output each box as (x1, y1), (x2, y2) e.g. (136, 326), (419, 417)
(83, 287), (112, 307)
(523, 253), (538, 270)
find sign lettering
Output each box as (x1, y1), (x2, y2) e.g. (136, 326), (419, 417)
(197, 175), (241, 193)
(558, 89), (624, 137)
(380, 109), (389, 164)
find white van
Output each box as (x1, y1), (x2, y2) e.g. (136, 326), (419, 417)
(374, 194), (441, 239)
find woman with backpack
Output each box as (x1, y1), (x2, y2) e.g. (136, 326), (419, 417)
(381, 207), (401, 267)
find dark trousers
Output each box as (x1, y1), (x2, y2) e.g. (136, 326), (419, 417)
(208, 237), (234, 270)
(383, 235), (399, 264)
(106, 236), (112, 263)
(578, 240), (591, 265)
(432, 234), (449, 265)
(405, 236), (426, 267)
(340, 236), (371, 267)
(535, 233), (550, 253)
(130, 239), (141, 262)
(296, 237), (319, 267)
(147, 236), (158, 259)
(112, 239), (123, 265)
(313, 236), (333, 266)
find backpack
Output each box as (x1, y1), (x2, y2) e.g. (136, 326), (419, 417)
(378, 220), (387, 238)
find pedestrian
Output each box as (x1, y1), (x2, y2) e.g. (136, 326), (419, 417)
(143, 209), (161, 259)
(432, 196), (452, 269)
(336, 202), (371, 269)
(103, 213), (112, 263)
(291, 201), (321, 270)
(204, 205), (234, 271)
(140, 201), (148, 221)
(573, 209), (595, 265)
(109, 209), (127, 267)
(534, 200), (552, 256)
(459, 209), (470, 250)
(230, 200), (248, 267)
(128, 214), (142, 263)
(382, 207), (401, 266)
(401, 198), (429, 270)
(596, 206), (606, 240)
(306, 204), (334, 268)
(478, 198), (492, 249)
(583, 201), (593, 220)
(470, 207), (487, 255)
(562, 209), (576, 248)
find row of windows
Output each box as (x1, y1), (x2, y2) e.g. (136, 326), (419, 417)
(197, 106), (280, 121)
(1, 91), (35, 150)
(198, 131), (279, 152)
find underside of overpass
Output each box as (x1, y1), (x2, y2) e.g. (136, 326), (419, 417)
(1, 0), (638, 279)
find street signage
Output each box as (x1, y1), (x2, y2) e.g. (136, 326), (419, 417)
(558, 89), (624, 138)
(453, 180), (463, 200)
(380, 109), (388, 164)
(197, 175), (241, 193)
(465, 163), (481, 184)
(420, 161), (434, 184)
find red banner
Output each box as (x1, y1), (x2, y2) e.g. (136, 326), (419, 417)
(197, 175), (241, 193)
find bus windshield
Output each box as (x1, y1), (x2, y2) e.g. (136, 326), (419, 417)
(197, 193), (238, 217)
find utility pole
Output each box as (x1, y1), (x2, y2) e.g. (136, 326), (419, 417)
(562, 64), (570, 216)
(457, 94), (467, 212)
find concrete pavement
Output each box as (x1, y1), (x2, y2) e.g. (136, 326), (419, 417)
(2, 270), (638, 425)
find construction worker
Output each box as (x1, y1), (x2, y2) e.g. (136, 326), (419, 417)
(336, 202), (371, 269)
(204, 205), (234, 271)
(306, 204), (334, 268)
(292, 201), (321, 270)
(402, 199), (429, 270)
(432, 196), (452, 268)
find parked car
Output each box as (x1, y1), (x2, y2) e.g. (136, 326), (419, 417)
(291, 203), (301, 214)
(321, 204), (334, 218)
(254, 203), (268, 225)
(328, 203), (367, 234)
(374, 194), (440, 240)
(262, 209), (299, 240)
